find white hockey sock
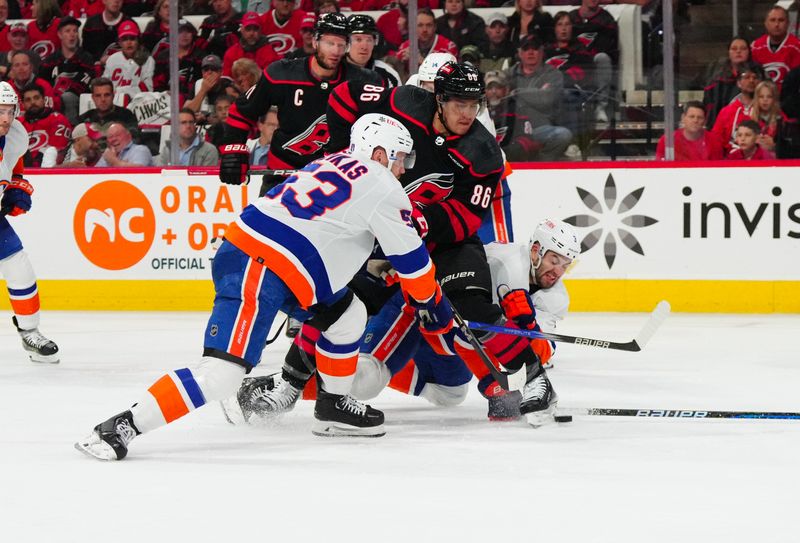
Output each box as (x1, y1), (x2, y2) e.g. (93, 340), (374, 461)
(1, 251), (40, 330)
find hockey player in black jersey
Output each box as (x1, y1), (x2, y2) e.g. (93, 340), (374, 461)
(346, 14), (401, 88)
(224, 63), (557, 424)
(217, 12), (383, 196)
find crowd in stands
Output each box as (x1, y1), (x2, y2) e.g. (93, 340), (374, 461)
(1, 0), (799, 166)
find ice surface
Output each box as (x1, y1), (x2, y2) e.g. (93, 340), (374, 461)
(2, 311), (799, 542)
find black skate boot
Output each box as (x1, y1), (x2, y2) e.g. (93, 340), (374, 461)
(74, 410), (140, 461)
(312, 389), (385, 437)
(13, 316), (59, 363)
(520, 370), (558, 428)
(220, 373), (301, 425)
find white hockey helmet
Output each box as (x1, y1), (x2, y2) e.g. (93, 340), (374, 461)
(349, 113), (415, 169)
(530, 219), (581, 267)
(0, 81), (19, 118)
(417, 52), (457, 83)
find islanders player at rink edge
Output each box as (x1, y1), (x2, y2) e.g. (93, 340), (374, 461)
(0, 82), (60, 363)
(75, 114), (453, 461)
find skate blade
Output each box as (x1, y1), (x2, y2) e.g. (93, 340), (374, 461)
(29, 352), (60, 364)
(311, 421), (385, 438)
(525, 403), (558, 429)
(74, 433), (118, 461)
(219, 398), (247, 426)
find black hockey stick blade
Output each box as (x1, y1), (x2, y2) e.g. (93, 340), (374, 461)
(558, 407), (800, 420)
(465, 300), (671, 352)
(450, 307), (527, 391)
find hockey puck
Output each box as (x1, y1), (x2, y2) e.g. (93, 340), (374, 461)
(554, 415), (573, 423)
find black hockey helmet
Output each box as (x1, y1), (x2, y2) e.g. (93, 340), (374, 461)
(434, 61), (485, 102)
(347, 14), (378, 38)
(314, 12), (349, 40)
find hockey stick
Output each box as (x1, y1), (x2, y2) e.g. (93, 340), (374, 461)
(450, 305), (528, 392)
(465, 300), (671, 352)
(557, 407), (800, 420)
(163, 167), (298, 177)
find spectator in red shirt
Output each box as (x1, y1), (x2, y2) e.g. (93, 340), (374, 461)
(727, 119), (774, 160)
(18, 82), (72, 166)
(62, 0), (104, 19)
(0, 0), (11, 53)
(27, 0), (62, 61)
(712, 62), (765, 154)
(376, 0), (408, 54)
(8, 50), (61, 112)
(223, 11), (279, 77)
(1, 22), (29, 79)
(750, 5), (800, 90)
(656, 100), (723, 161)
(396, 8), (457, 71)
(284, 12), (315, 60)
(259, 0), (306, 58)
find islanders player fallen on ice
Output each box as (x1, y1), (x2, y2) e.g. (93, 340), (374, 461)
(0, 81), (60, 363)
(75, 114), (454, 461)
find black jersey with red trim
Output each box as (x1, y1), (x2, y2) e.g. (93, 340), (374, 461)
(223, 56), (382, 170)
(328, 82), (504, 245)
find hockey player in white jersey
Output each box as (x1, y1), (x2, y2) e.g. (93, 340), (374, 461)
(75, 113), (454, 461)
(0, 82), (59, 364)
(231, 219), (580, 426)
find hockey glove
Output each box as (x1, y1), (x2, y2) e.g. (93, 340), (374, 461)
(219, 144), (250, 185)
(500, 288), (536, 329)
(1, 177), (34, 217)
(408, 284), (453, 335)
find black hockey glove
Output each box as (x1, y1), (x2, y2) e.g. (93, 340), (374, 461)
(1, 177), (34, 216)
(219, 144), (250, 185)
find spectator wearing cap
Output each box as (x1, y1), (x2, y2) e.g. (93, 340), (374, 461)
(508, 0), (554, 48)
(1, 22), (30, 78)
(260, 0), (307, 58)
(82, 0), (135, 61)
(0, 0), (10, 53)
(142, 0), (171, 56)
(198, 0), (242, 59)
(156, 107), (219, 166)
(485, 69), (541, 162)
(77, 76), (139, 132)
(19, 82), (73, 166)
(479, 12), (514, 73)
(436, 0), (486, 52)
(96, 121), (153, 166)
(284, 13), (316, 60)
(395, 8), (457, 72)
(102, 20), (155, 101)
(9, 50), (61, 112)
(505, 34), (573, 161)
(222, 11), (279, 77)
(63, 0), (104, 19)
(460, 44), (481, 67)
(27, 0), (63, 62)
(153, 18), (204, 103)
(39, 16), (98, 125)
(59, 121), (103, 167)
(712, 62), (766, 155)
(184, 53), (235, 122)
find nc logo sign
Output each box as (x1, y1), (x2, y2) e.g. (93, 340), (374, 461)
(73, 180), (156, 270)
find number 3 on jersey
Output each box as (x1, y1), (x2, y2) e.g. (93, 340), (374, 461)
(272, 170), (352, 220)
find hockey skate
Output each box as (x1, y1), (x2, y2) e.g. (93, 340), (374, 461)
(312, 390), (385, 437)
(520, 371), (558, 428)
(482, 382), (521, 421)
(220, 373), (301, 425)
(74, 410), (140, 461)
(13, 316), (59, 363)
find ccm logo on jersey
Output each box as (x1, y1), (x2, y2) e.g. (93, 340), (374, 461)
(439, 271), (475, 285)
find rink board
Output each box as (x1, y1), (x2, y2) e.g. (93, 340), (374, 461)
(1, 162), (798, 312)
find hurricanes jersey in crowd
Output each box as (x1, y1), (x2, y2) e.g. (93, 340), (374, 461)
(39, 48), (99, 96)
(327, 83), (505, 245)
(223, 152), (437, 309)
(259, 9), (306, 58)
(224, 56), (382, 170)
(19, 108), (72, 167)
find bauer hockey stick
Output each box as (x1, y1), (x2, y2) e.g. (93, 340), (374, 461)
(556, 407), (800, 420)
(164, 167), (298, 177)
(465, 300), (671, 352)
(450, 305), (528, 392)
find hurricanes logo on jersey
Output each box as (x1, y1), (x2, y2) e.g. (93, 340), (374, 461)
(404, 173), (454, 206)
(31, 40), (56, 60)
(267, 34), (296, 57)
(284, 115), (329, 155)
(27, 130), (49, 153)
(577, 32), (598, 48)
(762, 62), (788, 84)
(546, 54), (569, 70)
(73, 181), (156, 270)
